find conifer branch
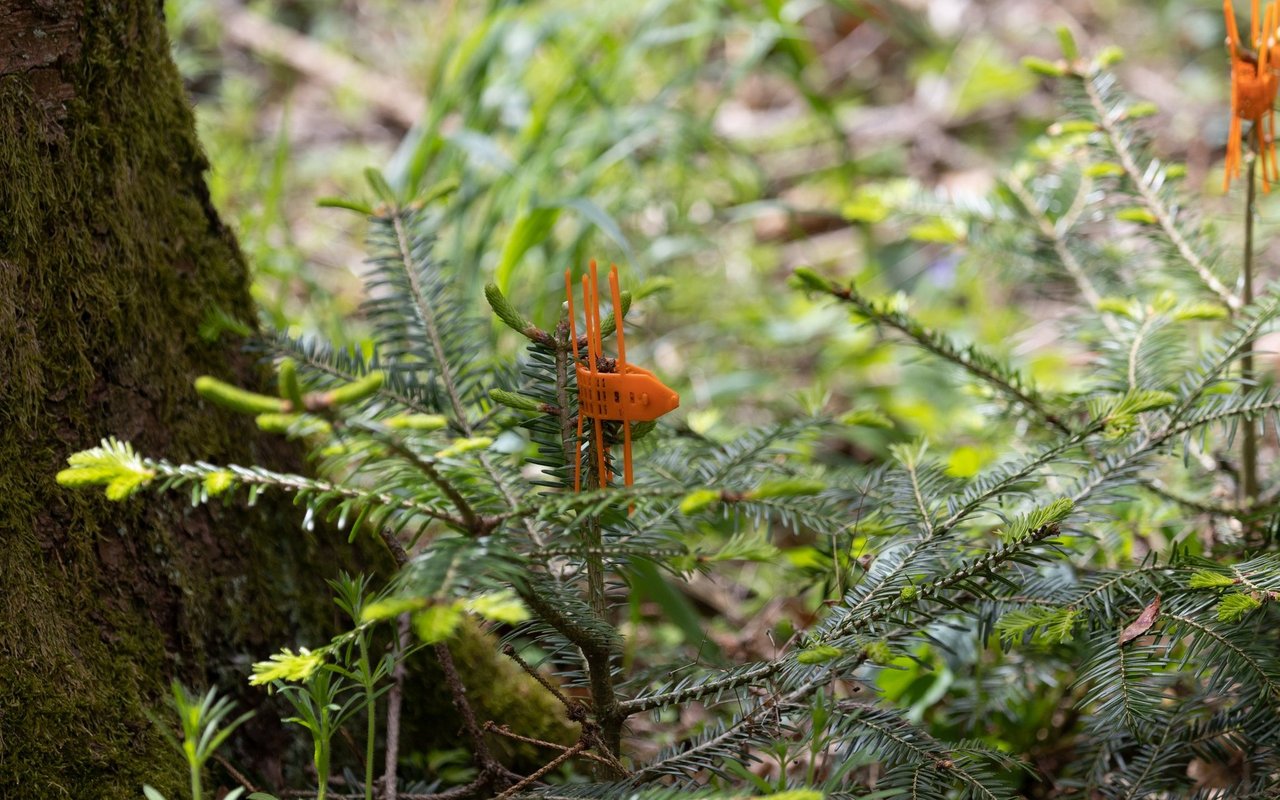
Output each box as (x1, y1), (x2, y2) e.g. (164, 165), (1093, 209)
(1081, 75), (1240, 312)
(390, 211), (473, 429)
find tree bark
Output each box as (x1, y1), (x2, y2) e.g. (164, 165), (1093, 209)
(0, 2), (353, 795)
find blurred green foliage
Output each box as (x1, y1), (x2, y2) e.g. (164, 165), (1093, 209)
(153, 0), (1280, 792)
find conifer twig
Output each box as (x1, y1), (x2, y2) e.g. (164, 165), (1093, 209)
(383, 614), (409, 800)
(1004, 173), (1123, 338)
(1082, 74), (1241, 312)
(494, 741), (588, 800)
(392, 212), (472, 429)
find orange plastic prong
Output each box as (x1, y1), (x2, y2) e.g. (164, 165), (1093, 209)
(608, 265), (635, 490)
(566, 268), (583, 493)
(584, 267), (610, 489)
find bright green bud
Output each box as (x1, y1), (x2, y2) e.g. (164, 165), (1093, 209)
(248, 647), (324, 686)
(839, 408), (893, 428)
(863, 641), (893, 664)
(1052, 120), (1097, 135)
(322, 370), (384, 408)
(1096, 45), (1125, 67)
(195, 376), (288, 415)
(385, 414), (449, 431)
(679, 489), (722, 515)
(598, 292), (632, 339)
(899, 585), (919, 602)
(435, 437), (493, 459)
(485, 283), (543, 341)
(1056, 26), (1079, 60)
(746, 479), (825, 500)
(465, 590), (530, 624)
(1126, 101), (1158, 119)
(791, 267), (834, 293)
(1084, 162), (1125, 178)
(256, 413), (298, 433)
(489, 389), (544, 413)
(1218, 592), (1262, 623)
(361, 596), (426, 622)
(796, 645), (843, 665)
(277, 358), (303, 407)
(1116, 207), (1157, 224)
(413, 603), (463, 643)
(204, 470), (234, 497)
(1023, 56), (1065, 77)
(255, 414), (332, 436)
(1189, 570), (1236, 589)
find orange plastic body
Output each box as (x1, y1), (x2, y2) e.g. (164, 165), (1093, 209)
(1224, 0), (1280, 191)
(576, 366), (680, 422)
(565, 261), (679, 492)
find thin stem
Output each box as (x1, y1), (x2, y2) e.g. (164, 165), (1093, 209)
(482, 722), (619, 769)
(360, 636), (375, 800)
(383, 616), (409, 800)
(494, 741), (588, 800)
(191, 764), (202, 800)
(1242, 154), (1260, 510)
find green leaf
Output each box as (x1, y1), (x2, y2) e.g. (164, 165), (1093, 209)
(1126, 101), (1159, 119)
(791, 267), (835, 293)
(385, 414), (449, 431)
(489, 389), (545, 413)
(495, 208), (561, 293)
(628, 559), (719, 658)
(560, 197), (635, 266)
(143, 786), (168, 800)
(702, 531), (779, 563)
(435, 437), (493, 459)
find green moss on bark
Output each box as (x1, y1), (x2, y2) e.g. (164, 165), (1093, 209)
(0, 3), (349, 795)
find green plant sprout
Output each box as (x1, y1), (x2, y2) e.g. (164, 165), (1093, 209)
(143, 683), (253, 800)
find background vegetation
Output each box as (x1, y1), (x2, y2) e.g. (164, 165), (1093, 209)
(67, 0), (1280, 796)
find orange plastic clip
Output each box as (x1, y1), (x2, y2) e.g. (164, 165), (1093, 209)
(565, 261), (679, 493)
(1224, 0), (1280, 191)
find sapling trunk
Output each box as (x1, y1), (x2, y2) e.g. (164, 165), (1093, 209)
(1242, 152), (1260, 512)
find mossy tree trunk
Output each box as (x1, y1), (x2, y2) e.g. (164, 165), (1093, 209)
(0, 3), (574, 796)
(0, 3), (354, 795)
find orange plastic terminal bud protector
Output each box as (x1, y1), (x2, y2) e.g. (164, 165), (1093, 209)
(1224, 0), (1280, 191)
(565, 261), (679, 494)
